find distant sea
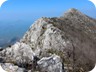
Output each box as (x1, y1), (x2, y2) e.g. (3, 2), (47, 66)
(0, 20), (33, 48)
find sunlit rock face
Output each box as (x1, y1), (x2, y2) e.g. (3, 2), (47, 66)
(21, 8), (96, 71)
(0, 8), (96, 72)
(37, 54), (64, 72)
(0, 42), (35, 65)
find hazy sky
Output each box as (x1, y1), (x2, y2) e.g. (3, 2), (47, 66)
(0, 0), (96, 21)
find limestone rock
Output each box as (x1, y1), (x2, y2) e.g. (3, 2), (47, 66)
(37, 54), (64, 72)
(0, 42), (35, 68)
(21, 8), (96, 71)
(0, 8), (96, 72)
(1, 63), (26, 72)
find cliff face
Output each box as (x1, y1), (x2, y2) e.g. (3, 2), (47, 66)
(0, 8), (96, 72)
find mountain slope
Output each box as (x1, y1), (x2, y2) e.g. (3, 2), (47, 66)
(21, 8), (96, 71)
(0, 8), (96, 72)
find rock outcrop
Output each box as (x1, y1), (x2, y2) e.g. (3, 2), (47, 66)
(21, 8), (96, 71)
(0, 8), (96, 72)
(0, 42), (64, 72)
(37, 54), (64, 72)
(0, 42), (36, 72)
(1, 63), (26, 72)
(0, 42), (35, 64)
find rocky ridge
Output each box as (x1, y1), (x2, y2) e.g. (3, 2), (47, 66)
(0, 8), (96, 72)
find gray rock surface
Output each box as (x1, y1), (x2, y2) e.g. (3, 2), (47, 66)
(0, 8), (96, 72)
(21, 8), (96, 71)
(0, 42), (35, 69)
(37, 54), (64, 72)
(1, 63), (26, 72)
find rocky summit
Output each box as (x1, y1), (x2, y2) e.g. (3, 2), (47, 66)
(0, 8), (96, 72)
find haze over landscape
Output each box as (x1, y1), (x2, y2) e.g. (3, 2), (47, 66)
(0, 0), (96, 72)
(0, 0), (96, 47)
(0, 8), (96, 72)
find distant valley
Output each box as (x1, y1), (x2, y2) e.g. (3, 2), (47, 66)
(0, 21), (32, 47)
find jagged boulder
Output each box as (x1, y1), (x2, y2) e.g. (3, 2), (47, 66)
(37, 54), (64, 72)
(0, 42), (35, 69)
